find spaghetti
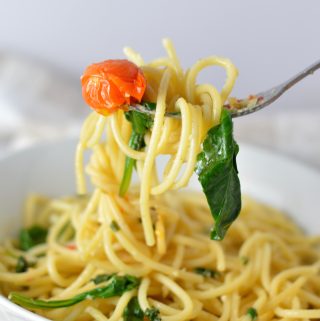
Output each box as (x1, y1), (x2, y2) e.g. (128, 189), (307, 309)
(0, 39), (320, 321)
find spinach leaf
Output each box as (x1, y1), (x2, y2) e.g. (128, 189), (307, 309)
(123, 297), (162, 321)
(119, 132), (145, 196)
(145, 307), (161, 321)
(119, 102), (156, 196)
(125, 102), (156, 135)
(9, 274), (140, 309)
(16, 256), (28, 273)
(195, 109), (241, 240)
(91, 273), (116, 285)
(19, 225), (48, 251)
(247, 307), (258, 321)
(123, 297), (144, 321)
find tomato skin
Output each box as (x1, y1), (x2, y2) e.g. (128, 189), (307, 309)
(81, 59), (146, 116)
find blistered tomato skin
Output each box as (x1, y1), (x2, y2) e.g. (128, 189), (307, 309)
(81, 59), (146, 116)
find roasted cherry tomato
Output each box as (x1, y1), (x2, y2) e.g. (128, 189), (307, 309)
(81, 59), (146, 116)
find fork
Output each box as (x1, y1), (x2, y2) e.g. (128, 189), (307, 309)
(129, 59), (320, 118)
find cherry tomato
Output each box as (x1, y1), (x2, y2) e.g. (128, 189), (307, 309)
(81, 59), (146, 116)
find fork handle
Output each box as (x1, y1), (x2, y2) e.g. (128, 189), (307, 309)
(280, 59), (320, 93)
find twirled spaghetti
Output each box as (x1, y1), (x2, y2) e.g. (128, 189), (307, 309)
(0, 39), (320, 321)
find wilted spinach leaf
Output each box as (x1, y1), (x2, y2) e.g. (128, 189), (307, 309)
(195, 109), (241, 240)
(19, 225), (48, 251)
(119, 102), (156, 195)
(123, 297), (144, 321)
(10, 274), (140, 309)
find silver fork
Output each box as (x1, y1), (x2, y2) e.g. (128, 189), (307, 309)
(129, 59), (320, 118)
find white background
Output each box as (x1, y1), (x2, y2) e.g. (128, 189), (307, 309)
(1, 0), (319, 110)
(0, 0), (319, 166)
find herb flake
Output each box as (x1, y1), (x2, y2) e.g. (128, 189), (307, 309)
(247, 307), (258, 320)
(110, 221), (120, 232)
(16, 256), (28, 273)
(194, 267), (219, 278)
(240, 256), (249, 265)
(145, 307), (161, 321)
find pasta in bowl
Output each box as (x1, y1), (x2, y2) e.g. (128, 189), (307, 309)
(0, 40), (320, 321)
(1, 141), (320, 321)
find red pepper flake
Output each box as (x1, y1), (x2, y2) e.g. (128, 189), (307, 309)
(66, 244), (77, 250)
(257, 96), (264, 102)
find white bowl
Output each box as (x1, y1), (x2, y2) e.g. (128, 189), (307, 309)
(0, 139), (320, 320)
